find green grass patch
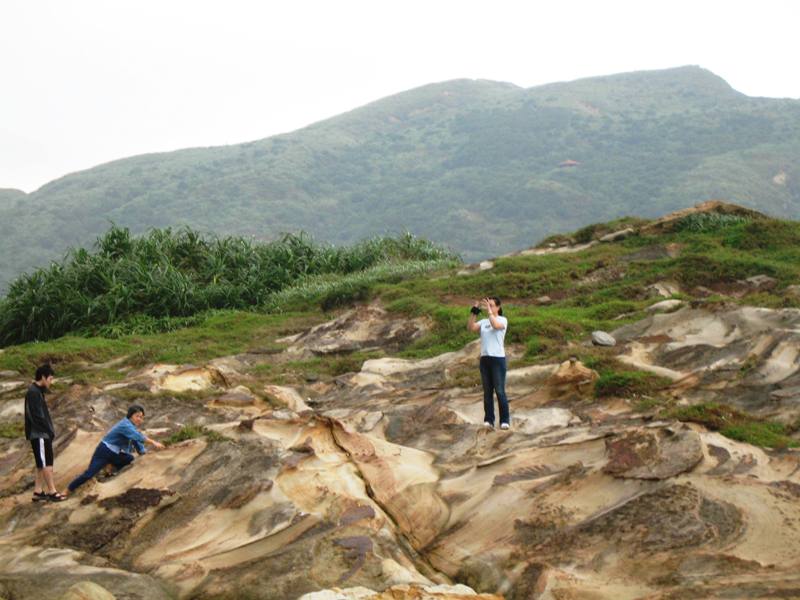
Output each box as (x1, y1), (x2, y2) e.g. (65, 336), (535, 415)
(594, 367), (671, 399)
(262, 259), (457, 313)
(164, 424), (229, 446)
(667, 402), (798, 449)
(721, 218), (800, 251)
(0, 421), (24, 438)
(0, 310), (320, 383)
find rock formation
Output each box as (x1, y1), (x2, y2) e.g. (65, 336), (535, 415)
(1, 300), (799, 599)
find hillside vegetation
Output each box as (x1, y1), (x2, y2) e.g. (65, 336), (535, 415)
(0, 226), (457, 345)
(2, 203), (799, 449)
(2, 66), (800, 290)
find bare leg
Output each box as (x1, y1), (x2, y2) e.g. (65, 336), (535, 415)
(41, 466), (58, 494)
(34, 468), (45, 494)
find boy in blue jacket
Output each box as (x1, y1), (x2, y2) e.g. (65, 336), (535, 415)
(68, 404), (164, 492)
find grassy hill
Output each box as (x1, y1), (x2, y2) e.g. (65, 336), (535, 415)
(2, 66), (800, 291)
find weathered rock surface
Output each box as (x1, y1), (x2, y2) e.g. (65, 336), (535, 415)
(647, 299), (684, 313)
(604, 427), (704, 479)
(613, 306), (800, 421)
(1, 303), (800, 599)
(299, 584), (502, 599)
(60, 581), (116, 600)
(282, 304), (430, 357)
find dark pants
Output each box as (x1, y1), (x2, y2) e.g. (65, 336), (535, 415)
(480, 356), (509, 425)
(68, 443), (134, 491)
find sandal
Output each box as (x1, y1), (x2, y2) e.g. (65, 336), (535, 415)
(45, 492), (68, 502)
(32, 491), (47, 502)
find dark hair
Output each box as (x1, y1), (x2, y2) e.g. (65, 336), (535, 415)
(490, 297), (504, 316)
(34, 364), (55, 381)
(127, 404), (145, 419)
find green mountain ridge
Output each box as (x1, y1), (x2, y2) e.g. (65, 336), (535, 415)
(2, 65), (799, 292)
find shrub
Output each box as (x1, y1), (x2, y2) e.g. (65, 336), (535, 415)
(674, 213), (750, 233)
(0, 226), (458, 345)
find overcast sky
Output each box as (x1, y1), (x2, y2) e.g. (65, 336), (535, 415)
(2, 0), (798, 193)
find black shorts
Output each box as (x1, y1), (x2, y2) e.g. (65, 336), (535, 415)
(30, 438), (54, 468)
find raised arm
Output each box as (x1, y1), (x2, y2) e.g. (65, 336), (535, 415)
(467, 302), (481, 332)
(484, 298), (506, 330)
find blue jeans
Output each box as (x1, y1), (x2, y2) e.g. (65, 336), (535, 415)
(68, 443), (134, 491)
(480, 356), (509, 425)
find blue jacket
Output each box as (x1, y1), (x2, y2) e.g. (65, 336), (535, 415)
(101, 418), (147, 455)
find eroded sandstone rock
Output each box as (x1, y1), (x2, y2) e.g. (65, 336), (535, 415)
(2, 302), (800, 599)
(284, 304), (429, 357)
(603, 427), (704, 479)
(60, 581), (116, 600)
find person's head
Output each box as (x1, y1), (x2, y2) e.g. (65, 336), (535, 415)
(127, 404), (145, 427)
(488, 296), (503, 316)
(34, 364), (55, 388)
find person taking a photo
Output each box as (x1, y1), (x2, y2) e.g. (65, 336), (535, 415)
(467, 297), (510, 430)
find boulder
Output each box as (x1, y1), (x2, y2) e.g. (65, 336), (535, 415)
(545, 358), (599, 400)
(591, 331), (616, 346)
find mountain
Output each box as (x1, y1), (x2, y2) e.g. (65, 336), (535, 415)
(2, 65), (800, 291)
(0, 189), (26, 203)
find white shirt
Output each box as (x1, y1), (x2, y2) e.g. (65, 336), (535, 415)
(478, 316), (507, 357)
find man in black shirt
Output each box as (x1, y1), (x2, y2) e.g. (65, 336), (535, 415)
(24, 364), (65, 501)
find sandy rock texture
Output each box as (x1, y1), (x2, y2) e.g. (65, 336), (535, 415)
(0, 302), (799, 599)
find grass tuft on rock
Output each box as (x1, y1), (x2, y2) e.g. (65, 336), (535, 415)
(164, 424), (229, 446)
(667, 402), (798, 449)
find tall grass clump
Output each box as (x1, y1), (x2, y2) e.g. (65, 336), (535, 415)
(673, 212), (750, 233)
(0, 226), (458, 345)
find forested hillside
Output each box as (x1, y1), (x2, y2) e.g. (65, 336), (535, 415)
(2, 65), (799, 290)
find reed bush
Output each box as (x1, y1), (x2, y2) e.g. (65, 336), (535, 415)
(0, 226), (457, 345)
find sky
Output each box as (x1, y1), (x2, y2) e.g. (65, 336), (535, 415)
(1, 0), (798, 193)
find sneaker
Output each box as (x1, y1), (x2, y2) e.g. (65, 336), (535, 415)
(500, 422), (510, 430)
(483, 422), (494, 429)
